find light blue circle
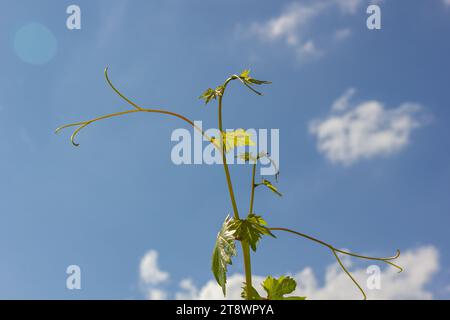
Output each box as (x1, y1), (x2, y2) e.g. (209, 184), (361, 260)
(14, 23), (57, 65)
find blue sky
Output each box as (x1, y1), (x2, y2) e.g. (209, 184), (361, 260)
(0, 0), (449, 299)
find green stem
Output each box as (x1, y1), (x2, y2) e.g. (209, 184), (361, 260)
(243, 164), (256, 299)
(249, 163), (257, 215)
(241, 240), (253, 297)
(218, 97), (239, 220)
(217, 83), (253, 300)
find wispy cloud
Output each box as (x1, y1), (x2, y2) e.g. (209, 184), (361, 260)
(331, 87), (356, 111)
(335, 0), (364, 14)
(309, 89), (429, 165)
(334, 28), (352, 41)
(244, 0), (364, 61)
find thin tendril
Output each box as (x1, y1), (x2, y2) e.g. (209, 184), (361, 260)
(70, 122), (90, 146)
(332, 250), (367, 300)
(55, 68), (220, 149)
(258, 152), (280, 182)
(269, 227), (403, 300)
(104, 67), (142, 110)
(55, 121), (88, 133)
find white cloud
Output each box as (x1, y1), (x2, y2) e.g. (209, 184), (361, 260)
(297, 40), (323, 59)
(250, 2), (325, 46)
(175, 278), (199, 300)
(335, 0), (363, 14)
(309, 89), (427, 165)
(297, 246), (439, 299)
(174, 246), (439, 300)
(444, 0), (450, 7)
(147, 288), (168, 300)
(175, 274), (266, 300)
(331, 87), (356, 111)
(246, 1), (363, 61)
(139, 250), (169, 285)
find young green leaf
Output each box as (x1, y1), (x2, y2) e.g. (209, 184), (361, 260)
(199, 86), (224, 105)
(241, 284), (263, 300)
(247, 78), (272, 85)
(262, 276), (306, 300)
(239, 69), (271, 85)
(199, 88), (216, 104)
(222, 129), (256, 152)
(240, 69), (251, 79)
(232, 214), (275, 252)
(261, 179), (282, 197)
(212, 215), (238, 296)
(237, 69), (272, 95)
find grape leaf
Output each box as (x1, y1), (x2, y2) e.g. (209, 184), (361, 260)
(199, 86), (224, 105)
(222, 129), (256, 152)
(237, 69), (272, 95)
(241, 284), (263, 300)
(212, 215), (237, 296)
(262, 179), (282, 197)
(262, 276), (306, 300)
(239, 69), (271, 85)
(199, 88), (216, 104)
(232, 214), (275, 251)
(240, 69), (251, 79)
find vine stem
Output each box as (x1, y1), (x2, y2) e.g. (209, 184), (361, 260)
(249, 163), (257, 215)
(218, 78), (253, 300)
(57, 68), (403, 301)
(241, 162), (257, 300)
(57, 69), (257, 300)
(217, 97), (239, 219)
